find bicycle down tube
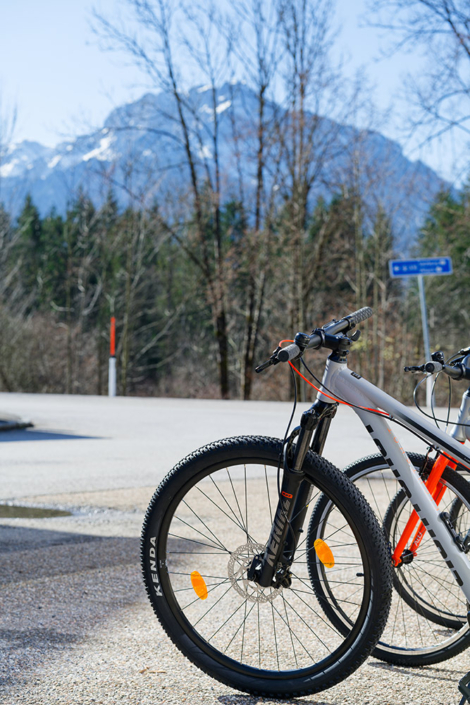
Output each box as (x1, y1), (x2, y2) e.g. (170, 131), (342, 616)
(319, 355), (470, 603)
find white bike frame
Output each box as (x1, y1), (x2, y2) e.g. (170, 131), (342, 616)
(319, 356), (470, 602)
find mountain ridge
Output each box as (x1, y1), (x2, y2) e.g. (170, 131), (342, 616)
(0, 83), (448, 247)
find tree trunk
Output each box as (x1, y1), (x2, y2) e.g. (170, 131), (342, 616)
(216, 309), (229, 399)
(242, 273), (256, 400)
(121, 230), (132, 396)
(65, 227), (72, 395)
(242, 267), (267, 400)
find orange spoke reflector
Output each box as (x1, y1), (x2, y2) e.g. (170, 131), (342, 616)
(314, 539), (335, 568)
(190, 571), (208, 600)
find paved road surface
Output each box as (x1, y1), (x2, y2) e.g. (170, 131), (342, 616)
(0, 392), (429, 500)
(1, 393), (468, 705)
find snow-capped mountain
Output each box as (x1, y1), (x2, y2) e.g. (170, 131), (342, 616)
(0, 83), (447, 247)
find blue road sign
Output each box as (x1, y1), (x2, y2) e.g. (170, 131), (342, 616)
(389, 257), (453, 278)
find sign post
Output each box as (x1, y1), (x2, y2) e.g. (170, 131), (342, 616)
(417, 275), (432, 406)
(389, 256), (453, 408)
(108, 317), (116, 397)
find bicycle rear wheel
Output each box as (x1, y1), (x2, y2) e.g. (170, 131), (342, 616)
(308, 452), (470, 666)
(141, 436), (392, 697)
(383, 466), (470, 624)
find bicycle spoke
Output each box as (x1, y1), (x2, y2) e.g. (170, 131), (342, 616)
(199, 481), (256, 539)
(270, 602), (281, 671)
(168, 532), (229, 553)
(271, 600), (317, 663)
(226, 468), (246, 530)
(192, 583), (235, 627)
(282, 593), (298, 669)
(224, 599), (256, 657)
(208, 597), (250, 643)
(173, 513), (228, 553)
(180, 578), (231, 612)
(181, 500), (230, 553)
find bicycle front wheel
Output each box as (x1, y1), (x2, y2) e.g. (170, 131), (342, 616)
(141, 436), (392, 698)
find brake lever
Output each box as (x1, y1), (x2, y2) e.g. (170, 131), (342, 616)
(255, 347), (282, 374)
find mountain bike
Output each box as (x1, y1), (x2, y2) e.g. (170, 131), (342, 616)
(313, 355), (470, 666)
(141, 307), (470, 697)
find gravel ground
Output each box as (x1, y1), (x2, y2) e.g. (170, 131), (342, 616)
(1, 485), (470, 705)
(2, 395), (470, 704)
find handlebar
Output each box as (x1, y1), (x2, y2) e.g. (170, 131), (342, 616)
(404, 354), (470, 381)
(445, 363), (468, 380)
(256, 307), (374, 372)
(256, 307), (470, 385)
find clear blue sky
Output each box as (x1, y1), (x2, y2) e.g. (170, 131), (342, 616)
(0, 0), (464, 182)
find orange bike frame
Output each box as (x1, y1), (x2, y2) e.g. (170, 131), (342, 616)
(392, 453), (458, 567)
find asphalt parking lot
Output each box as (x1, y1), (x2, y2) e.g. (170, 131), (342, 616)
(0, 393), (468, 705)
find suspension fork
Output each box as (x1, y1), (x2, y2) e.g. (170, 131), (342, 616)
(251, 400), (337, 588)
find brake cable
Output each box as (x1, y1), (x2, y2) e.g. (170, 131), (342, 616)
(278, 340), (392, 419)
(272, 340), (470, 470)
(297, 355), (469, 468)
(285, 338), (470, 429)
(277, 364), (298, 498)
(412, 353), (470, 428)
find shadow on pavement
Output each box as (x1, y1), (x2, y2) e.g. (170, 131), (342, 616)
(0, 520), (465, 703)
(0, 429), (100, 442)
(1, 627), (80, 650)
(0, 524), (139, 580)
(0, 524), (143, 691)
(219, 696), (335, 705)
(370, 660), (462, 682)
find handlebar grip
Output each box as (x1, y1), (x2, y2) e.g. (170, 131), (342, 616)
(278, 343), (301, 363)
(346, 307), (374, 327)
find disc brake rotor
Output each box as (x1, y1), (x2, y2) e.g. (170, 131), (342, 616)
(227, 541), (283, 603)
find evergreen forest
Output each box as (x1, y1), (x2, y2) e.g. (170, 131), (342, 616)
(0, 185), (464, 405)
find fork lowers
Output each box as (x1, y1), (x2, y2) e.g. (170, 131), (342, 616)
(248, 469), (305, 588)
(249, 400), (338, 589)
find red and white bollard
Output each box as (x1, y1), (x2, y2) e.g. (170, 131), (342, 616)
(108, 317), (116, 397)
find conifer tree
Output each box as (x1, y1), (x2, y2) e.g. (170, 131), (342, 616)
(16, 194), (43, 299)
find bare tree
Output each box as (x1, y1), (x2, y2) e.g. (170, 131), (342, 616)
(0, 92), (16, 191)
(0, 95), (22, 390)
(0, 93), (18, 277)
(269, 0), (363, 398)
(93, 0), (235, 398)
(368, 0), (470, 148)
(223, 0), (282, 399)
